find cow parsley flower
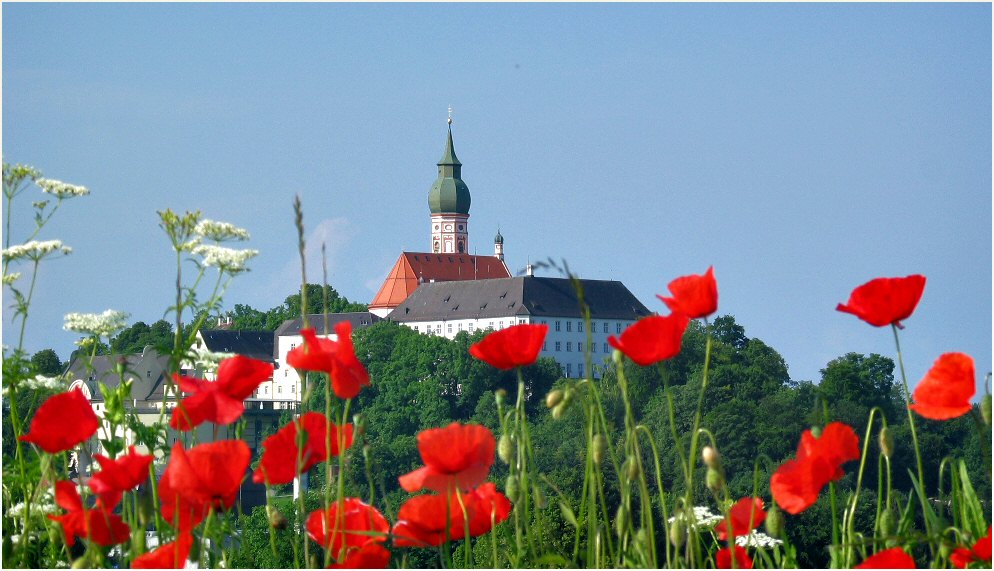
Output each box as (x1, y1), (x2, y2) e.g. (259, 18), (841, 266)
(37, 178), (90, 199)
(63, 309), (130, 337)
(2, 272), (21, 285)
(735, 531), (783, 548)
(192, 244), (258, 274)
(195, 219), (250, 242)
(668, 506), (725, 528)
(2, 240), (72, 262)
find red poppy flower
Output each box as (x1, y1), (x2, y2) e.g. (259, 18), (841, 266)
(329, 542), (391, 569)
(392, 493), (461, 548)
(47, 480), (130, 548)
(656, 266), (718, 319)
(951, 526), (992, 569)
(170, 355), (274, 430)
(159, 440), (249, 531)
(770, 422), (859, 514)
(289, 323), (370, 399)
(132, 533), (193, 569)
(910, 352), (976, 420)
(399, 422), (496, 493)
(253, 412), (353, 485)
(714, 497), (766, 541)
(462, 482), (513, 537)
(855, 547), (917, 568)
(836, 274), (926, 328)
(88, 445), (154, 509)
(19, 388), (99, 453)
(608, 313), (690, 366)
(716, 545), (752, 569)
(469, 323), (548, 370)
(305, 498), (389, 557)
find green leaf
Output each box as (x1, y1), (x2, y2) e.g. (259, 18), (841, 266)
(559, 499), (578, 528)
(957, 460), (986, 535)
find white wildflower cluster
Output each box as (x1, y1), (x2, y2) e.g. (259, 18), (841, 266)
(735, 531), (783, 548)
(64, 309), (130, 337)
(191, 349), (234, 373)
(3, 374), (64, 396)
(2, 240), (72, 262)
(192, 244), (258, 274)
(668, 506), (725, 528)
(7, 488), (55, 519)
(195, 219), (250, 242)
(3, 272), (21, 285)
(37, 178), (90, 199)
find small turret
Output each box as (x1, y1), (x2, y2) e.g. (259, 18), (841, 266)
(494, 228), (504, 261)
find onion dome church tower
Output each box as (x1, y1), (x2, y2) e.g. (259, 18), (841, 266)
(428, 117), (472, 254)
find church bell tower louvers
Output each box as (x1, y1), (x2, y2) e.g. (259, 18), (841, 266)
(427, 115), (472, 254)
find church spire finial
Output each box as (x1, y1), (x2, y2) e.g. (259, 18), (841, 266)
(447, 105), (453, 125)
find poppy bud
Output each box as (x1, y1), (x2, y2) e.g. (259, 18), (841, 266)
(498, 433), (514, 465)
(561, 387), (575, 408)
(625, 456), (641, 481)
(494, 389), (507, 406)
(592, 434), (607, 465)
(701, 446), (721, 469)
(505, 475), (520, 502)
(880, 508), (896, 537)
(669, 517), (687, 548)
(545, 389), (564, 409)
(635, 528), (648, 547)
(765, 505), (784, 539)
(614, 504), (628, 538)
(982, 395), (992, 427)
(612, 349), (624, 365)
(878, 426), (894, 458)
(810, 426), (822, 438)
(353, 413), (366, 438)
(706, 467), (724, 492)
(552, 402), (567, 420)
(267, 506), (288, 530)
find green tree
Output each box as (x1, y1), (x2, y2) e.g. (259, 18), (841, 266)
(30, 348), (62, 376)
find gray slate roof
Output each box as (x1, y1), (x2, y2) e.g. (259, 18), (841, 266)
(65, 346), (171, 403)
(274, 312), (383, 341)
(390, 276), (651, 322)
(199, 330), (274, 363)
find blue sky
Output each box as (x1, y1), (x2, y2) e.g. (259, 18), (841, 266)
(3, 3), (991, 395)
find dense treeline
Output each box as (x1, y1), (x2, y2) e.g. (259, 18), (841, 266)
(233, 316), (990, 568)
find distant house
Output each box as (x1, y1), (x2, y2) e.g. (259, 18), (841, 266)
(390, 275), (652, 378)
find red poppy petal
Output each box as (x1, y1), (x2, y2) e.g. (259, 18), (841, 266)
(132, 533), (193, 569)
(657, 266), (718, 319)
(770, 457), (826, 515)
(469, 324), (548, 370)
(19, 389), (99, 453)
(608, 313), (689, 366)
(330, 542), (391, 568)
(54, 480), (83, 512)
(216, 355), (274, 400)
(715, 497), (766, 541)
(854, 547), (916, 568)
(716, 545), (752, 569)
(836, 275), (926, 328)
(465, 483), (513, 537)
(910, 352), (976, 421)
(288, 328), (337, 373)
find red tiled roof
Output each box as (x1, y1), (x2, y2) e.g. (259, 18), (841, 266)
(369, 252), (510, 311)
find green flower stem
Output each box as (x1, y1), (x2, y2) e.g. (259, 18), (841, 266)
(842, 407), (884, 567)
(874, 454), (885, 550)
(637, 424), (672, 567)
(615, 359), (657, 566)
(513, 369), (538, 556)
(572, 400), (594, 563)
(829, 481), (840, 568)
(684, 321), (713, 567)
(891, 325), (934, 542)
(15, 260), (41, 352)
(454, 486), (474, 567)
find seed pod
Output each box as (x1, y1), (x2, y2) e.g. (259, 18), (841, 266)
(878, 426), (894, 458)
(982, 395), (992, 427)
(592, 434), (607, 465)
(614, 504), (629, 538)
(267, 506), (288, 530)
(560, 388), (575, 408)
(552, 402), (567, 420)
(625, 456), (641, 481)
(498, 433), (514, 464)
(880, 508), (896, 537)
(545, 389), (564, 409)
(669, 516), (687, 548)
(702, 446), (721, 469)
(505, 475), (520, 502)
(706, 467), (724, 492)
(765, 505), (784, 539)
(494, 389), (507, 406)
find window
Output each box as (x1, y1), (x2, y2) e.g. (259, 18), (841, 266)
(264, 386), (269, 395)
(284, 369), (288, 377)
(578, 321), (584, 332)
(566, 364), (573, 377)
(566, 321), (572, 332)
(147, 371), (151, 378)
(468, 323), (474, 333)
(278, 386), (282, 394)
(578, 363), (584, 377)
(414, 325), (419, 332)
(555, 321), (561, 332)
(519, 319), (525, 325)
(555, 342), (561, 352)
(543, 342), (547, 351)
(603, 322), (609, 333)
(566, 342), (572, 352)
(591, 321), (596, 332)
(447, 323), (453, 334)
(603, 343), (609, 354)
(616, 323), (622, 334)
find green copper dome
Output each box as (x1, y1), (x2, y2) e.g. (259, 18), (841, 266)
(494, 229), (504, 244)
(428, 126), (471, 215)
